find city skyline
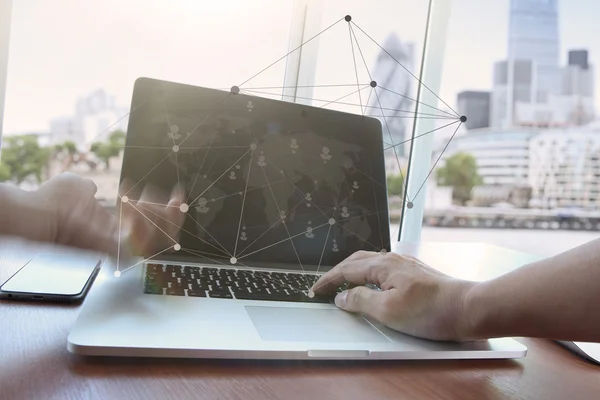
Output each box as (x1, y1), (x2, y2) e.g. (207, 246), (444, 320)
(2, 0), (600, 134)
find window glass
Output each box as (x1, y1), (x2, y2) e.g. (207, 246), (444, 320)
(2, 0), (293, 204)
(425, 0), (600, 257)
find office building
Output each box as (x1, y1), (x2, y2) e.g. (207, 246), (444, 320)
(490, 60), (535, 127)
(508, 0), (560, 103)
(456, 91), (490, 130)
(366, 33), (415, 158)
(50, 89), (128, 150)
(569, 50), (589, 70)
(529, 126), (600, 209)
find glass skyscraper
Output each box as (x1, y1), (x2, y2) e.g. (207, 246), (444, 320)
(508, 0), (560, 103)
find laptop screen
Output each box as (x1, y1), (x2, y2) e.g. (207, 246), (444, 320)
(122, 78), (391, 271)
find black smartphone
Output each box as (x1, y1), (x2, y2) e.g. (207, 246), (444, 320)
(0, 253), (102, 303)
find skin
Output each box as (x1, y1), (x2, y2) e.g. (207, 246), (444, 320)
(311, 244), (600, 342)
(0, 172), (185, 258)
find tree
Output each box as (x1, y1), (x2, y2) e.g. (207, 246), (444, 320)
(90, 130), (126, 170)
(386, 174), (405, 196)
(53, 140), (80, 170)
(0, 161), (11, 182)
(1, 135), (51, 185)
(436, 152), (483, 205)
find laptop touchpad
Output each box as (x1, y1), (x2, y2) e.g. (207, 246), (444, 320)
(245, 306), (389, 343)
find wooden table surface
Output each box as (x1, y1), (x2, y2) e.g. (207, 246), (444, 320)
(1, 238), (599, 400)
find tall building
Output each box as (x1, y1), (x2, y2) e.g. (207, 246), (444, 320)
(456, 91), (490, 130)
(568, 50), (589, 70)
(508, 0), (560, 103)
(563, 50), (594, 98)
(490, 60), (535, 127)
(366, 33), (414, 158)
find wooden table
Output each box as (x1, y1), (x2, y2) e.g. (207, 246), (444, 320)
(1, 238), (599, 400)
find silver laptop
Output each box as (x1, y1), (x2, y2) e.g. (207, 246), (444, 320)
(68, 78), (526, 360)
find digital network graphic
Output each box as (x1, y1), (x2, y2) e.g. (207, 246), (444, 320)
(82, 15), (465, 296)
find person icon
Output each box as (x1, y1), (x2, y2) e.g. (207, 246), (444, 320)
(279, 210), (287, 221)
(352, 181), (359, 190)
(341, 206), (350, 218)
(257, 153), (267, 167)
(305, 226), (314, 239)
(305, 193), (312, 201)
(167, 124), (181, 140)
(240, 231), (248, 241)
(320, 146), (332, 163)
(229, 171), (237, 180)
(332, 240), (339, 252)
(290, 138), (299, 154)
(247, 101), (254, 112)
(195, 198), (210, 214)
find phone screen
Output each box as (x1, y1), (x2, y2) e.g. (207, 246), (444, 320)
(0, 253), (101, 297)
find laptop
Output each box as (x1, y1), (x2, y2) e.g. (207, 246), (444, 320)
(68, 77), (526, 360)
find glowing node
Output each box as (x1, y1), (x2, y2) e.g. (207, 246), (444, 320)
(329, 218), (336, 225)
(344, 15), (352, 22)
(460, 115), (468, 123)
(174, 243), (181, 251)
(172, 145), (180, 152)
(250, 143), (257, 151)
(380, 248), (387, 255)
(122, 196), (129, 203)
(230, 257), (237, 264)
(180, 203), (189, 213)
(370, 80), (378, 88)
(231, 85), (240, 94)
(114, 270), (121, 278)
(239, 191), (243, 195)
(407, 202), (414, 209)
(308, 290), (315, 298)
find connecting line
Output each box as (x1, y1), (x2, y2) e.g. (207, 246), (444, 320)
(119, 246), (175, 275)
(238, 16), (345, 87)
(186, 212), (234, 257)
(351, 21), (460, 117)
(318, 85), (370, 109)
(240, 89), (452, 119)
(178, 93), (231, 148)
(312, 213), (334, 288)
(84, 99), (147, 148)
(135, 201), (231, 257)
(205, 177), (291, 205)
(236, 195), (308, 258)
(411, 122), (463, 201)
(122, 152), (171, 197)
(348, 23), (364, 115)
(127, 201), (179, 246)
(258, 165), (310, 288)
(189, 149), (252, 206)
(383, 120), (461, 151)
(233, 150), (254, 257)
(378, 86), (457, 118)
(227, 83), (370, 90)
(338, 222), (381, 252)
(351, 164), (407, 202)
(364, 88), (373, 116)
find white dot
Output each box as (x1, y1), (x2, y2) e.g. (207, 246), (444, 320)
(174, 243), (181, 251)
(230, 257), (237, 264)
(329, 218), (335, 225)
(308, 291), (315, 298)
(122, 196), (129, 203)
(239, 191), (243, 195)
(250, 143), (257, 150)
(172, 145), (179, 152)
(203, 174), (207, 178)
(407, 202), (414, 209)
(380, 249), (387, 255)
(180, 203), (189, 213)
(114, 270), (121, 278)
(334, 207), (337, 210)
(236, 165), (241, 169)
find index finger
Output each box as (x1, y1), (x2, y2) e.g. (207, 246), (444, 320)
(311, 253), (383, 294)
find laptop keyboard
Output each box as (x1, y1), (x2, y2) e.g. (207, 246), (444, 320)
(143, 263), (348, 303)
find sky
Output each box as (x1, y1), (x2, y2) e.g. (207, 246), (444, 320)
(2, 0), (600, 135)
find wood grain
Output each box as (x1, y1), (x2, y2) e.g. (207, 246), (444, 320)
(1, 237), (599, 400)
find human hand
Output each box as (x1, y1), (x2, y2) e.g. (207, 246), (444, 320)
(34, 172), (185, 258)
(311, 251), (477, 341)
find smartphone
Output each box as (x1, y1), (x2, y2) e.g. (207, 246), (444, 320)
(0, 253), (102, 303)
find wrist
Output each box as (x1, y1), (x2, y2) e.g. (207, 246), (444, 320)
(457, 281), (490, 341)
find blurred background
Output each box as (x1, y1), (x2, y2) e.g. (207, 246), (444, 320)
(2, 0), (599, 258)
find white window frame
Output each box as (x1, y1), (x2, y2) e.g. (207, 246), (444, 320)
(0, 0), (12, 144)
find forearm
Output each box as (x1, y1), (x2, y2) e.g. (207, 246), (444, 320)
(0, 183), (56, 243)
(465, 237), (600, 341)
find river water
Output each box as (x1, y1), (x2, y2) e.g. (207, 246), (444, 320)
(392, 226), (600, 258)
